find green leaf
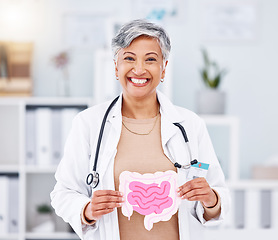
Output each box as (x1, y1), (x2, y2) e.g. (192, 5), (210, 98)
(199, 48), (227, 89)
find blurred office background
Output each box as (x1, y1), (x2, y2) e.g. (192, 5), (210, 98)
(0, 0), (277, 239)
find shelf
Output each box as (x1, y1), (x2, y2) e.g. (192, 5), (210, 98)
(0, 164), (20, 173)
(24, 97), (93, 107)
(0, 233), (19, 240)
(205, 228), (278, 240)
(200, 115), (239, 125)
(227, 179), (278, 189)
(25, 165), (58, 174)
(0, 97), (93, 108)
(0, 97), (93, 240)
(25, 232), (79, 239)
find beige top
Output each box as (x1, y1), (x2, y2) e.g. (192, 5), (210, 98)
(81, 114), (221, 228)
(114, 114), (180, 240)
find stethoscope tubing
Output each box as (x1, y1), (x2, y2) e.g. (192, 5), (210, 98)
(92, 96), (120, 172)
(86, 96), (119, 187)
(86, 96), (197, 188)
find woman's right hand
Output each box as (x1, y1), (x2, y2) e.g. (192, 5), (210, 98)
(84, 190), (124, 221)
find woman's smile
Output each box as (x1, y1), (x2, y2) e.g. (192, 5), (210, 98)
(128, 77), (150, 86)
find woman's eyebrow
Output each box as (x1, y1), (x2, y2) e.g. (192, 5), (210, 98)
(123, 51), (136, 55)
(146, 52), (158, 57)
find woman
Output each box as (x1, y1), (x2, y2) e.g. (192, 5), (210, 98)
(51, 19), (230, 240)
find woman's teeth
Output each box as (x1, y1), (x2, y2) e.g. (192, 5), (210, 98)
(130, 78), (148, 84)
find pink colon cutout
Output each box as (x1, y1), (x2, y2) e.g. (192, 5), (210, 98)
(119, 170), (181, 231)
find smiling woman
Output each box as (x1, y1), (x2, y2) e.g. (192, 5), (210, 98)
(50, 19), (230, 240)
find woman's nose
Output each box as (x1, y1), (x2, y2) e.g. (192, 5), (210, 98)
(132, 61), (146, 75)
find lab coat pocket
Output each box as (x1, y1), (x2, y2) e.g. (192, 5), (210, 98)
(188, 208), (205, 240)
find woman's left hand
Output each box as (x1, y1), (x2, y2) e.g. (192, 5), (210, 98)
(177, 177), (217, 208)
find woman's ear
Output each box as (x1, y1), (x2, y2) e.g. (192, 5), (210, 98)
(161, 60), (168, 79)
(114, 60), (119, 79)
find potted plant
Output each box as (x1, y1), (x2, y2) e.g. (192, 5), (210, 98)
(196, 48), (227, 114)
(32, 203), (55, 232)
(37, 204), (53, 214)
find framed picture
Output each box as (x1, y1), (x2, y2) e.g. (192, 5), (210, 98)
(0, 42), (33, 96)
(201, 1), (259, 42)
(62, 12), (110, 49)
(129, 0), (186, 25)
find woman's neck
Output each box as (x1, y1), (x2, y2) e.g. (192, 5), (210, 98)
(121, 94), (160, 119)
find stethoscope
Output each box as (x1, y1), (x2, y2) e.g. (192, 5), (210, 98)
(86, 96), (198, 189)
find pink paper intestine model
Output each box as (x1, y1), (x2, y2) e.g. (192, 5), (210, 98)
(119, 170), (181, 231)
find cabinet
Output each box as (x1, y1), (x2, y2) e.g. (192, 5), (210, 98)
(0, 97), (92, 240)
(200, 116), (278, 239)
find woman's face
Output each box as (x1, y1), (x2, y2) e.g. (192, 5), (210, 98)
(115, 36), (167, 100)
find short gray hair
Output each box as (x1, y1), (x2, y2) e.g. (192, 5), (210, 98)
(112, 19), (171, 62)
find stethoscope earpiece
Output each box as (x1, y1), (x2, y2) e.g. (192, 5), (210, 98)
(190, 159), (198, 165)
(174, 162), (182, 168)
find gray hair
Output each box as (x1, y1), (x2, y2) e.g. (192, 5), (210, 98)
(112, 19), (171, 62)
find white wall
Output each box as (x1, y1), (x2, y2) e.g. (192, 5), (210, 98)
(0, 0), (277, 178)
(171, 0), (278, 178)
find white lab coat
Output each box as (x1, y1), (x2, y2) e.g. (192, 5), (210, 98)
(51, 90), (230, 240)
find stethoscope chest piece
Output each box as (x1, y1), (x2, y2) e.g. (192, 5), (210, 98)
(86, 171), (99, 188)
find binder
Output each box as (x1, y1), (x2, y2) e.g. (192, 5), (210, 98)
(51, 109), (62, 165)
(25, 109), (36, 165)
(223, 189), (235, 228)
(271, 190), (278, 228)
(261, 190), (271, 228)
(245, 189), (260, 229)
(8, 177), (19, 233)
(61, 108), (79, 150)
(0, 176), (9, 233)
(35, 108), (52, 166)
(234, 190), (244, 228)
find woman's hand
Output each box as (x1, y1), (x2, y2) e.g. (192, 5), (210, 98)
(84, 190), (124, 222)
(177, 177), (217, 208)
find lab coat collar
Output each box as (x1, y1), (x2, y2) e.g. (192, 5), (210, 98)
(106, 90), (186, 123)
(105, 91), (187, 142)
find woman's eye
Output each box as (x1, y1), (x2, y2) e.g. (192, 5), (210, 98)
(146, 57), (157, 62)
(124, 56), (134, 61)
